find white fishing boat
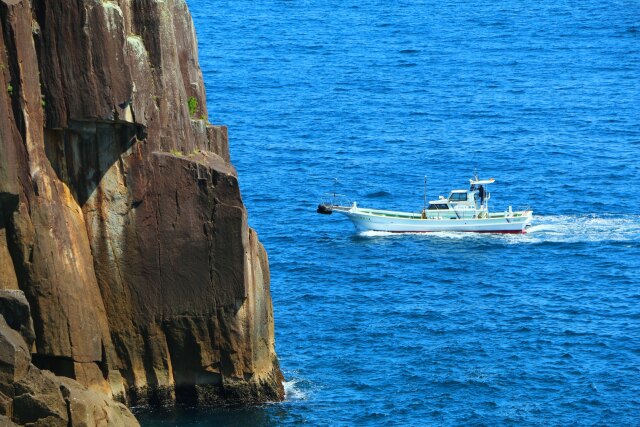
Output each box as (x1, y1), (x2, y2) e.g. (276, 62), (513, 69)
(317, 176), (533, 234)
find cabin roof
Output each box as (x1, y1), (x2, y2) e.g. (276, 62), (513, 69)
(470, 178), (495, 185)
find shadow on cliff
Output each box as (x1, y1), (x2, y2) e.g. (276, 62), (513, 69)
(44, 119), (146, 207)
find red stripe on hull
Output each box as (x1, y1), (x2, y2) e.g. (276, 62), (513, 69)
(379, 230), (527, 234)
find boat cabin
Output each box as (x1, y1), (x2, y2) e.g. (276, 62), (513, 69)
(449, 190), (475, 205)
(424, 178), (494, 219)
(427, 190), (484, 210)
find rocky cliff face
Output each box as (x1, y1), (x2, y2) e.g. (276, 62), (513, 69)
(0, 290), (139, 426)
(0, 0), (283, 409)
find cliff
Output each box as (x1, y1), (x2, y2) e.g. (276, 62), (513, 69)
(0, 0), (284, 417)
(0, 290), (139, 426)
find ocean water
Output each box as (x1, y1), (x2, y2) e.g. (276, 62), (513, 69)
(138, 0), (640, 425)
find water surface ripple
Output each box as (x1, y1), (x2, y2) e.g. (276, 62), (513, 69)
(139, 0), (640, 425)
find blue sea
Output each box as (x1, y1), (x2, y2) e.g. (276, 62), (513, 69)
(138, 0), (640, 425)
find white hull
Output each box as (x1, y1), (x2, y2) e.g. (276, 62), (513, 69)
(333, 206), (533, 234)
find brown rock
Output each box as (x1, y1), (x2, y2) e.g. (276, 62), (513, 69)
(0, 414), (18, 427)
(86, 151), (284, 404)
(1, 0), (283, 408)
(59, 376), (140, 427)
(0, 316), (30, 391)
(0, 225), (18, 291)
(0, 290), (34, 348)
(0, 391), (12, 417)
(11, 364), (141, 427)
(0, 300), (139, 426)
(12, 366), (69, 427)
(0, 0), (21, 295)
(0, 0), (115, 391)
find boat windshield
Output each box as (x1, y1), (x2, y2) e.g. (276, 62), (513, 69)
(449, 193), (467, 201)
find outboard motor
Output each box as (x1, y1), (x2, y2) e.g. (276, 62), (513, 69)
(317, 203), (333, 215)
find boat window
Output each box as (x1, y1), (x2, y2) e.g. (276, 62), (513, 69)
(428, 204), (450, 210)
(449, 193), (467, 201)
(428, 204), (449, 210)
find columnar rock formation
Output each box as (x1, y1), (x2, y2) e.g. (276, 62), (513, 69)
(0, 0), (284, 411)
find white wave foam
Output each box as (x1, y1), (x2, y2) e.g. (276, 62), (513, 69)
(284, 379), (307, 401)
(358, 230), (487, 239)
(523, 214), (640, 244)
(358, 230), (395, 237)
(525, 224), (557, 234)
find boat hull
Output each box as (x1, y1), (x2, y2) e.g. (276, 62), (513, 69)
(334, 208), (532, 234)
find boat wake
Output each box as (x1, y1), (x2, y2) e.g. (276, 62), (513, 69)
(523, 214), (640, 244)
(525, 224), (555, 233)
(357, 214), (640, 244)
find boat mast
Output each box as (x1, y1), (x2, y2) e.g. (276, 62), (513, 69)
(422, 176), (427, 219)
(423, 176), (427, 210)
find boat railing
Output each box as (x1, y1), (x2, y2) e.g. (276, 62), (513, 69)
(512, 206), (533, 215)
(357, 208), (422, 219)
(320, 193), (352, 208)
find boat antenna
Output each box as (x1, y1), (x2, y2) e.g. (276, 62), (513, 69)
(332, 178), (339, 204)
(422, 175), (427, 218)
